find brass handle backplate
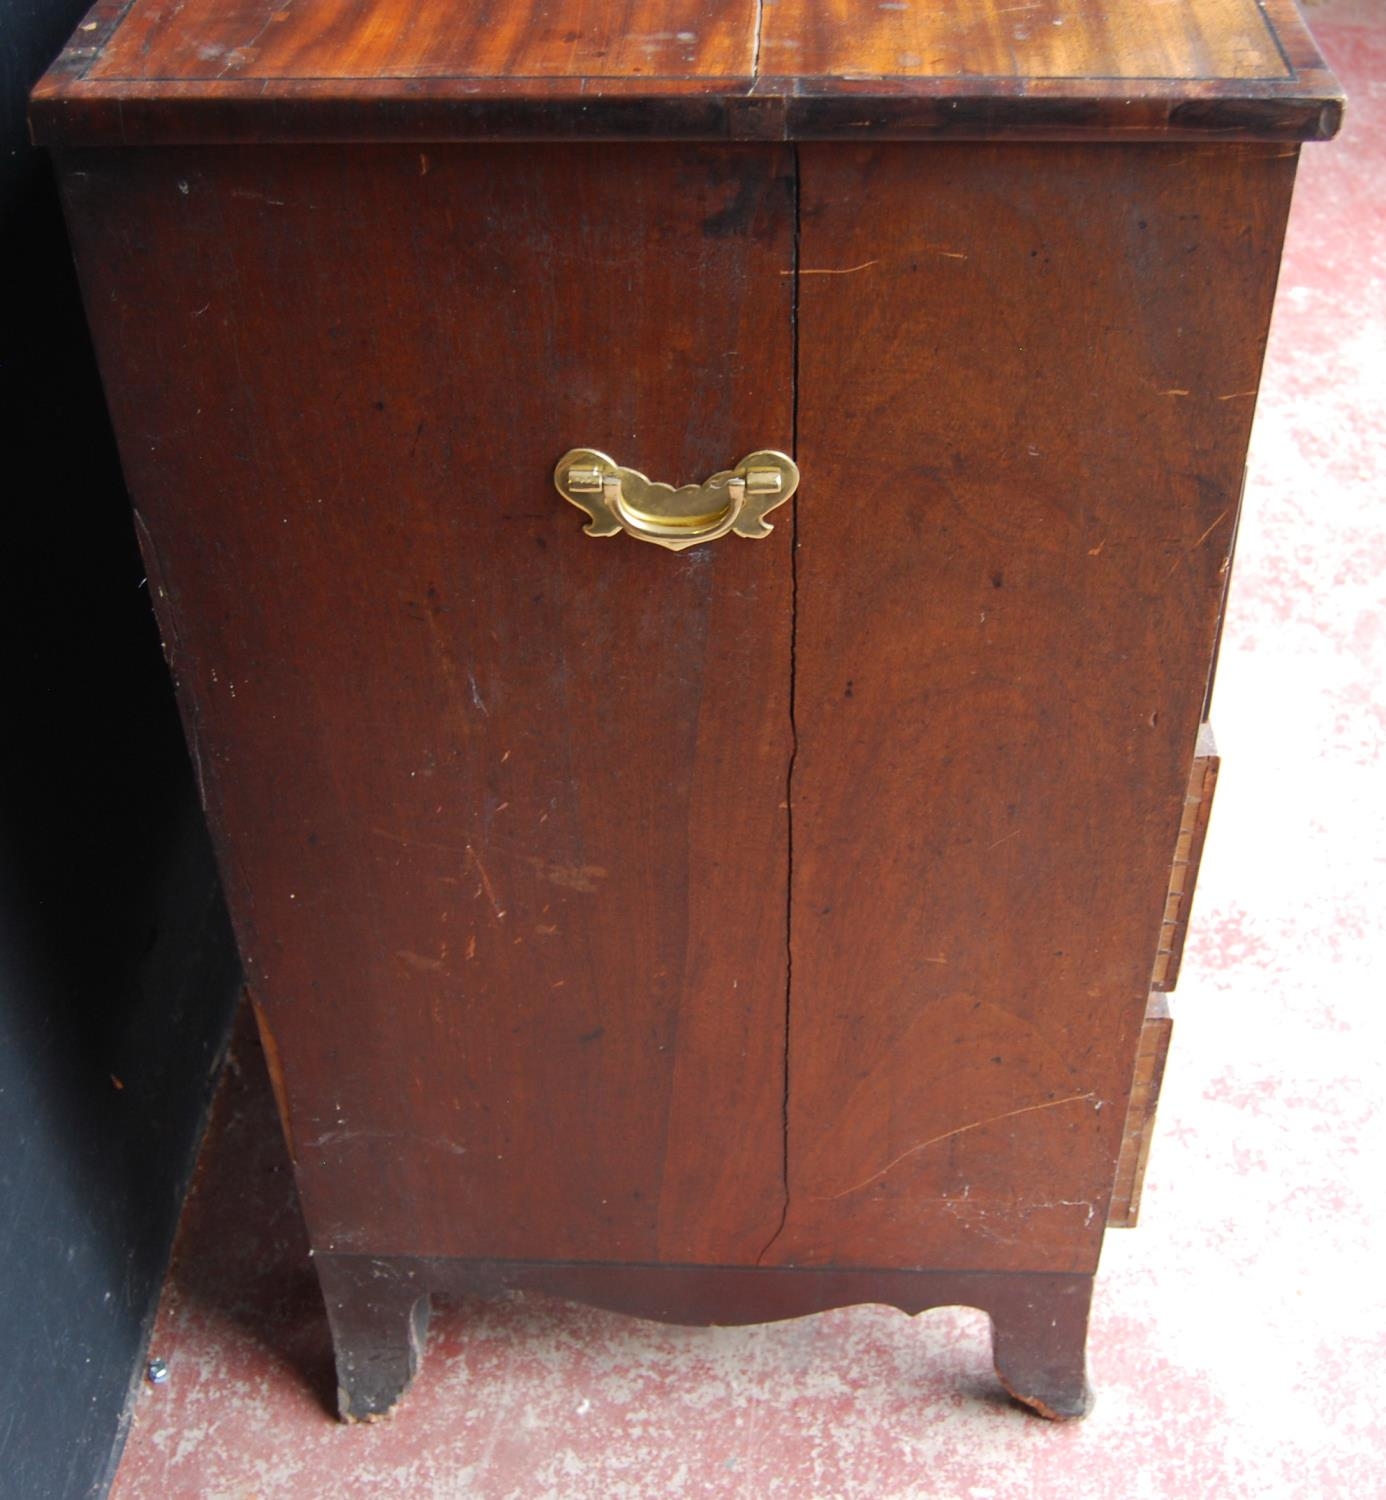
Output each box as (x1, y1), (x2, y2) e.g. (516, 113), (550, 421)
(554, 448), (799, 552)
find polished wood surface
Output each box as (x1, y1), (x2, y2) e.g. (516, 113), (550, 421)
(767, 141), (1297, 1274)
(60, 142), (797, 1267)
(766, 0), (1285, 81)
(88, 0), (1282, 84)
(89, 0), (759, 81)
(32, 0), (1342, 144)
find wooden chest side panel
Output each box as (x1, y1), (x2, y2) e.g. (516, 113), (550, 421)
(59, 142), (797, 1266)
(777, 142), (1296, 1273)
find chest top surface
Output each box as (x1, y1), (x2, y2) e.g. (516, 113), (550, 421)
(33, 0), (1340, 145)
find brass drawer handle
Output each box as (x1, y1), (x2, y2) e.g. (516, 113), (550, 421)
(554, 448), (799, 552)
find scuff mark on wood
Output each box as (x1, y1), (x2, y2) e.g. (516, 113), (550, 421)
(306, 1127), (466, 1157)
(251, 995), (297, 1165)
(524, 857), (607, 893)
(394, 949), (444, 973)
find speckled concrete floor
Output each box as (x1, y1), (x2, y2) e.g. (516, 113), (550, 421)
(110, 6), (1385, 1495)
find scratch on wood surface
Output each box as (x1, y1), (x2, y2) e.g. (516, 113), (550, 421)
(1165, 507), (1231, 580)
(253, 1000), (296, 1164)
(813, 1092), (1098, 1201)
(1217, 390), (1257, 401)
(941, 1199), (1017, 1245)
(229, 187), (286, 206)
(187, 718), (207, 811)
(1190, 508), (1230, 550)
(305, 1128), (466, 1157)
(987, 827), (1022, 850)
(1159, 388), (1190, 396)
(465, 842), (505, 919)
(372, 826), (467, 857)
(786, 260), (880, 276)
(219, 1), (290, 76)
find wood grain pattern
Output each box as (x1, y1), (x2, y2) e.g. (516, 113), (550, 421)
(768, 141), (1297, 1274)
(58, 142), (797, 1267)
(31, 0), (1342, 145)
(89, 0), (758, 82)
(88, 0), (1282, 84)
(1107, 992), (1172, 1227)
(764, 0), (1285, 81)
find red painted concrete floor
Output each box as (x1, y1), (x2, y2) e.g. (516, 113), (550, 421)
(111, 7), (1385, 1495)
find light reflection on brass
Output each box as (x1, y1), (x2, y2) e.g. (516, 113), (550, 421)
(553, 448), (799, 552)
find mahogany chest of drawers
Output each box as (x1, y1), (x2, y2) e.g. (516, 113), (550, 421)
(35, 0), (1340, 1422)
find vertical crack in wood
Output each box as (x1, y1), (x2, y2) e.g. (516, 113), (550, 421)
(758, 145), (800, 1267)
(751, 0), (765, 81)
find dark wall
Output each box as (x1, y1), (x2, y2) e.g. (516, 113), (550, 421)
(0, 3), (240, 1496)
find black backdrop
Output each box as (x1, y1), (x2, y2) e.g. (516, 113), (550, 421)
(0, 2), (240, 1495)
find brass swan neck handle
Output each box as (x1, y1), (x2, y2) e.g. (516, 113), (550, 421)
(554, 448), (799, 552)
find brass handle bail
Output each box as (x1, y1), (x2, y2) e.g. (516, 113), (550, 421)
(553, 448), (799, 552)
